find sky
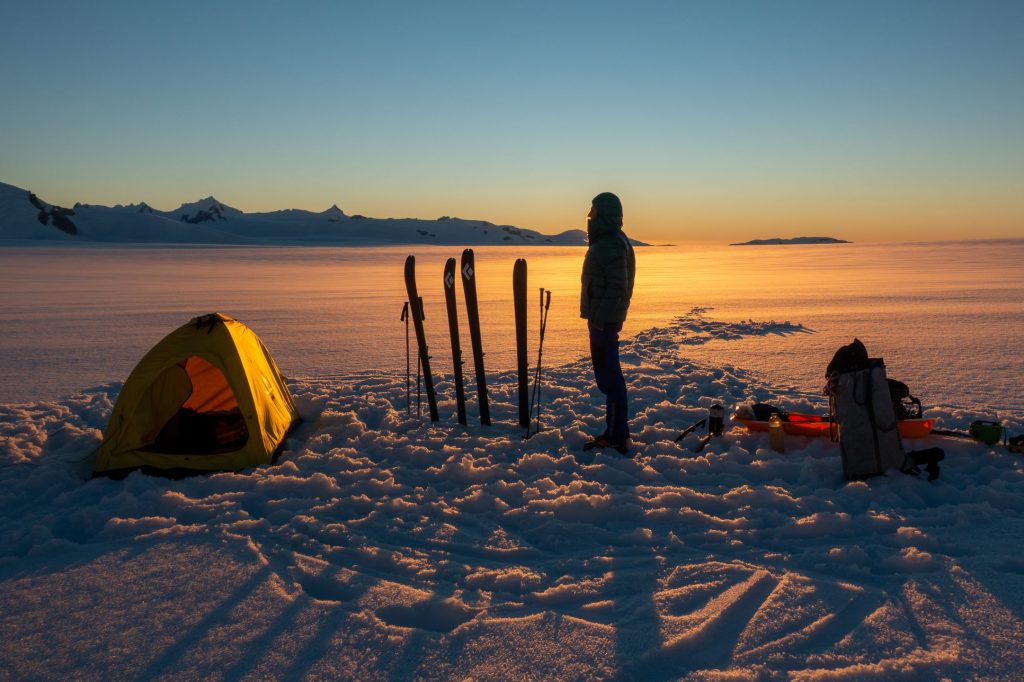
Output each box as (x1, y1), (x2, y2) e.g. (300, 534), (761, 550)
(1, 0), (1022, 243)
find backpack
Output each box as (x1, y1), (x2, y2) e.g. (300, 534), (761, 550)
(826, 340), (942, 481)
(825, 337), (869, 376)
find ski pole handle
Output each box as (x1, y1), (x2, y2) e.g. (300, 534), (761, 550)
(401, 301), (409, 321)
(544, 290), (551, 311)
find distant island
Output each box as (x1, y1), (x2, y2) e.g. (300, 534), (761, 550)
(730, 236), (850, 246)
(1, 181), (651, 247)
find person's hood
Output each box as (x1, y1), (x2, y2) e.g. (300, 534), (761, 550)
(587, 192), (623, 241)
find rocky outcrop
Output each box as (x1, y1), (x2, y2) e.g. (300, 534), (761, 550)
(29, 191), (78, 235)
(180, 204), (229, 224)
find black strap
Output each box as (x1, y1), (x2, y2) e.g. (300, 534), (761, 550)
(861, 369), (883, 474)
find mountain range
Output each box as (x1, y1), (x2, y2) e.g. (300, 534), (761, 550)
(730, 236), (849, 246)
(0, 182), (594, 246)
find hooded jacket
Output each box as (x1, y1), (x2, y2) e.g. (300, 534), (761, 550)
(580, 192), (636, 324)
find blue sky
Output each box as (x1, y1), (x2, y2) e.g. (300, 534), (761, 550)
(1, 0), (1022, 241)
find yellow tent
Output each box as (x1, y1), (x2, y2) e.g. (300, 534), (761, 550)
(94, 313), (300, 476)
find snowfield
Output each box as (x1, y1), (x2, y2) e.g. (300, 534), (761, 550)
(2, 311), (1024, 680)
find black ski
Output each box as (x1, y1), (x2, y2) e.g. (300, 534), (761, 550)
(461, 249), (490, 425)
(513, 258), (529, 428)
(404, 255), (439, 422)
(443, 258), (467, 426)
(400, 301), (411, 414)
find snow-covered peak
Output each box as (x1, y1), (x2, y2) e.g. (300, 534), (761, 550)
(103, 202), (155, 213)
(172, 196), (242, 217)
(170, 196), (242, 225)
(0, 182), (79, 238)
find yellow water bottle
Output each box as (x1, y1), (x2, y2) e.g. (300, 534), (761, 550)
(769, 413), (785, 453)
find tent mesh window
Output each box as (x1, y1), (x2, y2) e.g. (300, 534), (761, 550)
(145, 356), (249, 454)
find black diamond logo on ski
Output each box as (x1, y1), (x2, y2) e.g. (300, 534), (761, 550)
(445, 271), (455, 289)
(462, 263), (473, 280)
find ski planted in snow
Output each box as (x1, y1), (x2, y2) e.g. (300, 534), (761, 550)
(513, 258), (529, 428)
(400, 301), (411, 414)
(404, 255), (439, 422)
(461, 249), (490, 425)
(443, 258), (467, 425)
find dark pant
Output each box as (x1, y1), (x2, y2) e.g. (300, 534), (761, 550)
(589, 320), (629, 445)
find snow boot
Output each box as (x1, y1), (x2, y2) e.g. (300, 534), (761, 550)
(583, 436), (630, 456)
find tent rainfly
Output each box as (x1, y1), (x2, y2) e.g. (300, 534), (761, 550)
(94, 313), (300, 476)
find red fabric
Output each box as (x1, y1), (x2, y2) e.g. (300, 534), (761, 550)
(181, 357), (238, 413)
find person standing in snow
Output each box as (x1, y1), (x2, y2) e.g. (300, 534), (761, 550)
(580, 192), (636, 455)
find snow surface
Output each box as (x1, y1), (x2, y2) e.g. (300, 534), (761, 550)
(3, 312), (1024, 679)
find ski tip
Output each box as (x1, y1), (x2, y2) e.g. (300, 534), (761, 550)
(444, 259), (456, 289)
(462, 248), (474, 257)
(405, 254), (415, 269)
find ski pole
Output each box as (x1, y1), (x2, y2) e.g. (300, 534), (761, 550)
(401, 301), (411, 414)
(526, 288), (551, 438)
(537, 289), (551, 433)
(674, 417), (706, 442)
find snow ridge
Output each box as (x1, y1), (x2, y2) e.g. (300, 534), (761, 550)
(0, 181), (587, 246)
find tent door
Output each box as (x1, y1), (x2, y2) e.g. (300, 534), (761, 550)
(143, 356), (249, 454)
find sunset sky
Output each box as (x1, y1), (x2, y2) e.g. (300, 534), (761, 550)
(1, 0), (1022, 243)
